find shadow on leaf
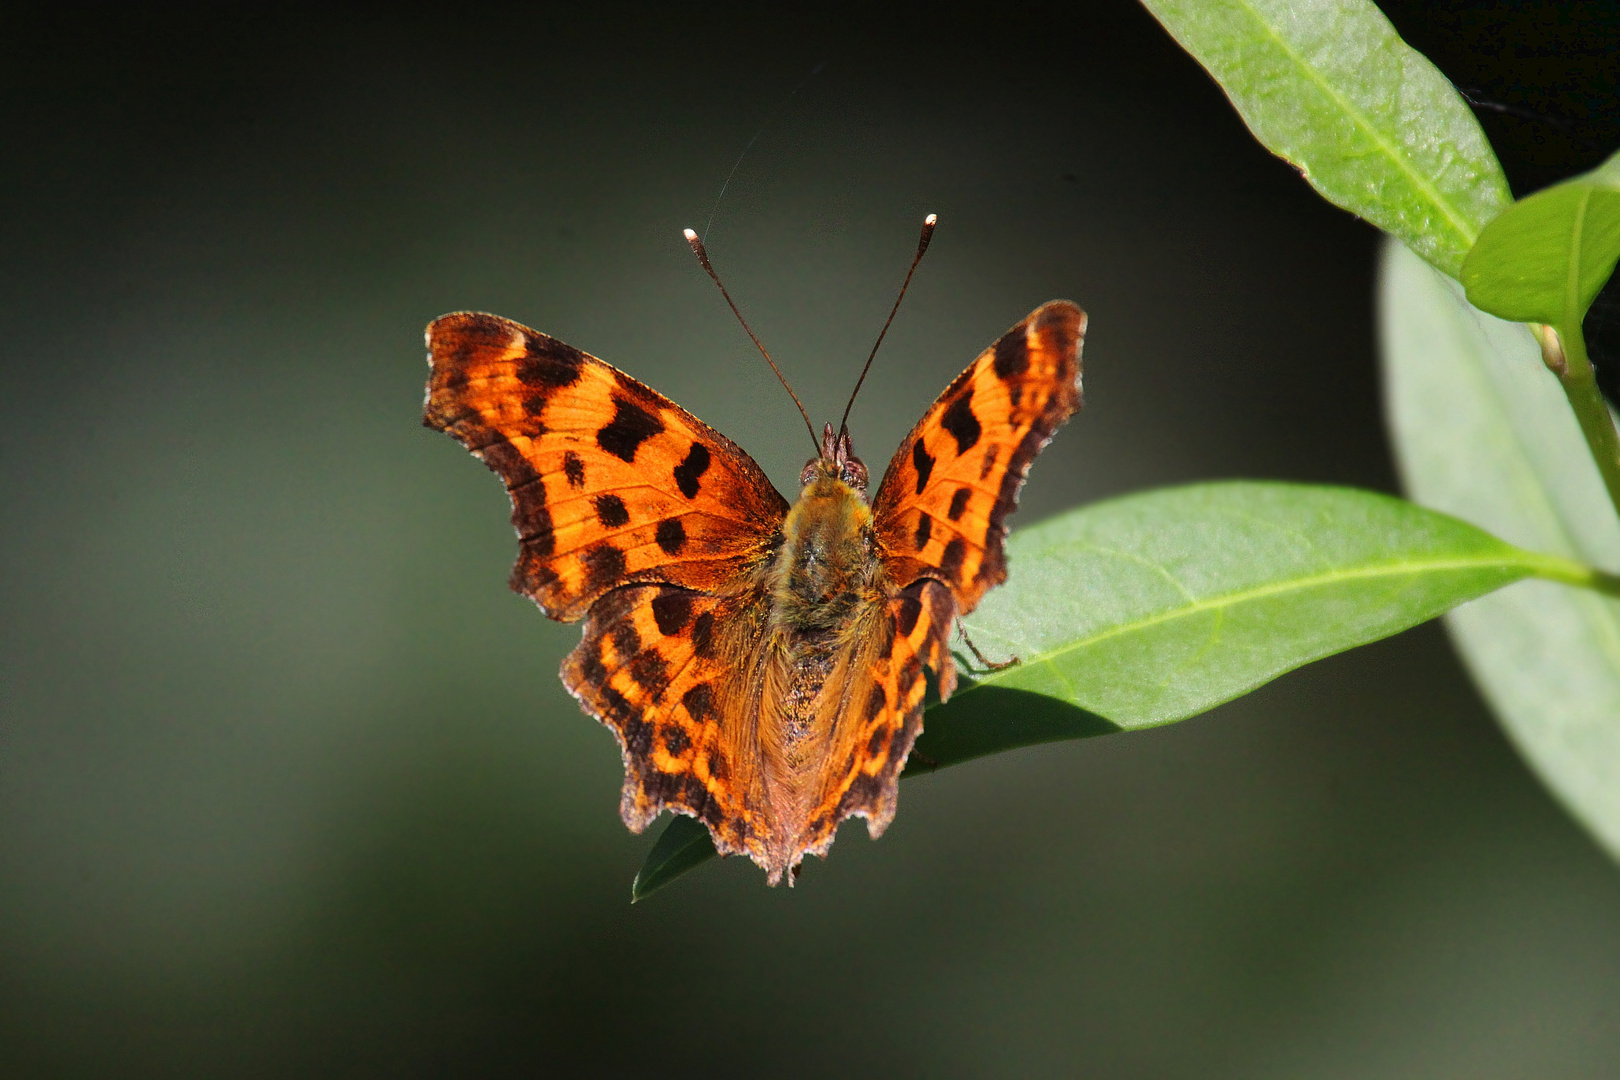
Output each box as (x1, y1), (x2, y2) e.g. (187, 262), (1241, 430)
(631, 685), (1118, 901)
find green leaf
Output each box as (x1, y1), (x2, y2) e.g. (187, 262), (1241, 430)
(633, 481), (1592, 898)
(1462, 148), (1620, 328)
(1381, 238), (1620, 862)
(630, 813), (717, 903)
(1139, 0), (1509, 276)
(956, 482), (1582, 724)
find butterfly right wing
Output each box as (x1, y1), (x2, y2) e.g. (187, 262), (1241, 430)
(424, 312), (790, 621)
(870, 301), (1085, 616)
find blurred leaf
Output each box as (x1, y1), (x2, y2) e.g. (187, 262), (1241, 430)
(631, 814), (716, 903)
(1462, 148), (1620, 327)
(1139, 0), (1509, 276)
(1381, 238), (1620, 862)
(634, 481), (1594, 897)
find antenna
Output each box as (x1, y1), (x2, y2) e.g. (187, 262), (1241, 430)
(683, 228), (820, 454)
(838, 213), (937, 435)
(703, 61), (826, 241)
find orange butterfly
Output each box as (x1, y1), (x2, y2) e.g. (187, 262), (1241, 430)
(423, 217), (1085, 885)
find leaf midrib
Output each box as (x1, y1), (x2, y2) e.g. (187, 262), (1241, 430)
(1229, 0), (1480, 253)
(973, 551), (1545, 690)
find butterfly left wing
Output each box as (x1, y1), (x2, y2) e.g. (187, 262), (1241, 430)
(423, 312), (790, 621)
(425, 312), (798, 866)
(871, 300), (1085, 615)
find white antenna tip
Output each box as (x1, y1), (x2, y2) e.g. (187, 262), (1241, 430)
(683, 228), (699, 241)
(924, 213), (937, 225)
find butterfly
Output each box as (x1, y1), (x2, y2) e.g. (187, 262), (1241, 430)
(422, 217), (1085, 885)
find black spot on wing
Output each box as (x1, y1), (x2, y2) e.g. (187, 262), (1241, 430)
(611, 619), (641, 661)
(993, 328), (1029, 379)
(597, 397), (665, 462)
(655, 518), (687, 555)
(690, 611), (716, 659)
(681, 682), (714, 722)
(673, 443), (711, 498)
(651, 591), (693, 636)
(940, 537), (966, 581)
(629, 649), (671, 700)
(864, 684), (887, 722)
(978, 444), (998, 480)
(584, 543), (627, 592)
(866, 727), (889, 756)
(947, 487), (971, 522)
(939, 391), (981, 455)
(593, 493), (630, 528)
(662, 725), (691, 755)
(911, 439), (935, 496)
(894, 594), (921, 637)
(517, 336), (586, 388)
(913, 512), (931, 551)
(442, 367), (470, 393)
(563, 451), (586, 489)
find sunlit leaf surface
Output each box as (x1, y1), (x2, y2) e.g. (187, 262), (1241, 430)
(1140, 0), (1508, 276)
(1462, 148), (1620, 328)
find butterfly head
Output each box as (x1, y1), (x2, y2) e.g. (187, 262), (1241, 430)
(802, 421), (868, 494)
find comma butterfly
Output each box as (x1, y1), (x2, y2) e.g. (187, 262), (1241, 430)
(423, 216), (1085, 884)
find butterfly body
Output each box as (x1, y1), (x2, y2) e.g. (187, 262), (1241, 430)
(424, 299), (1085, 884)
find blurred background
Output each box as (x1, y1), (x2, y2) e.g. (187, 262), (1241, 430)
(4, 3), (1619, 1076)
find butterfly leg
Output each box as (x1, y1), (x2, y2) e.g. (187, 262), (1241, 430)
(956, 618), (1019, 672)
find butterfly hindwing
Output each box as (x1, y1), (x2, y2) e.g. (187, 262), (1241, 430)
(871, 301), (1085, 613)
(808, 579), (956, 845)
(561, 583), (756, 845)
(423, 312), (790, 621)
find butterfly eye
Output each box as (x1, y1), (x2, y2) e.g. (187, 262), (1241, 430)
(800, 459), (821, 487)
(841, 457), (869, 492)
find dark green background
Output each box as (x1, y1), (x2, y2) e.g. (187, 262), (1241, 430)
(4, 4), (1619, 1076)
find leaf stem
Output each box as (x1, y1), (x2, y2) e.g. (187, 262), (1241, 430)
(1528, 550), (1620, 599)
(1550, 322), (1620, 524)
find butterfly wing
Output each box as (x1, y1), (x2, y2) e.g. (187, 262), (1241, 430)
(871, 300), (1085, 614)
(561, 582), (777, 855)
(425, 312), (792, 850)
(792, 579), (957, 865)
(423, 312), (789, 621)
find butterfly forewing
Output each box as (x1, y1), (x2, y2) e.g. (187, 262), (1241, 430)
(423, 312), (789, 621)
(872, 301), (1085, 614)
